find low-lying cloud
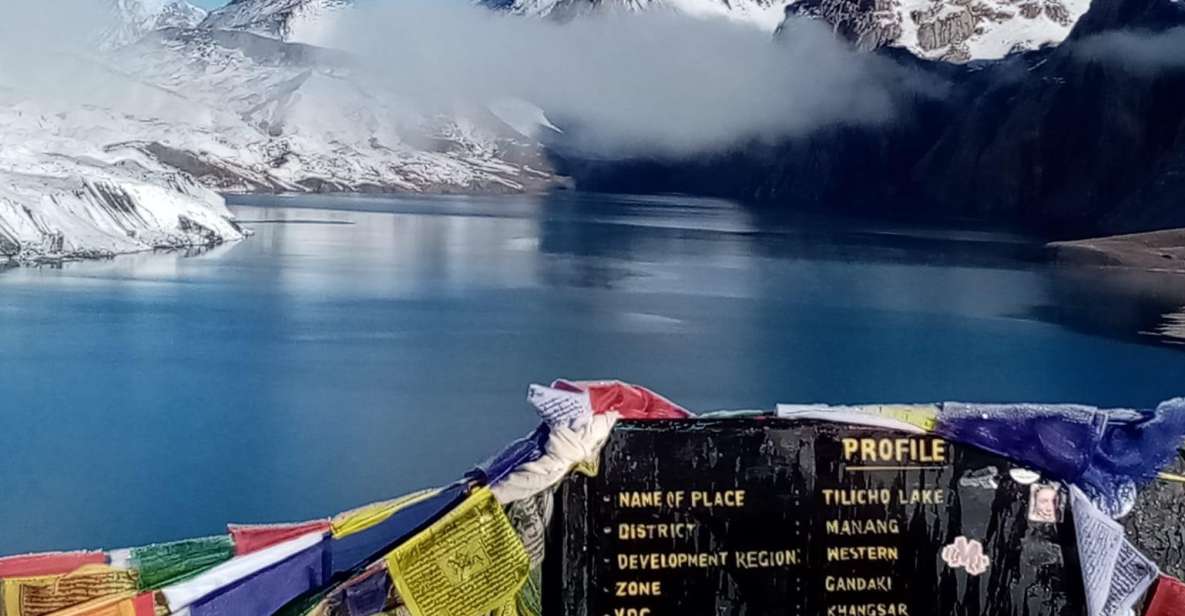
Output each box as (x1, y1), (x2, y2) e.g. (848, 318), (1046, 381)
(1075, 26), (1185, 75)
(0, 0), (921, 159)
(325, 0), (910, 157)
(0, 0), (113, 57)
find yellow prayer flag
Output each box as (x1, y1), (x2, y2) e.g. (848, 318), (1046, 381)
(871, 404), (940, 432)
(1159, 471), (1185, 484)
(385, 487), (530, 616)
(572, 458), (599, 478)
(332, 488), (441, 539)
(42, 592), (148, 616)
(2, 565), (139, 616)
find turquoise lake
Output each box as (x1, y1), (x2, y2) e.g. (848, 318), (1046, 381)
(0, 192), (1182, 554)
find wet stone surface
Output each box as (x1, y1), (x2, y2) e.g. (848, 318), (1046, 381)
(549, 420), (1090, 616)
(1126, 455), (1185, 579)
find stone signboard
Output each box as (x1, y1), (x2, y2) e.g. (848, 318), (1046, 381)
(545, 419), (1088, 616)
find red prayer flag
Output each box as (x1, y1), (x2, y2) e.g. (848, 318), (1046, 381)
(1147, 576), (1185, 616)
(0, 551), (106, 578)
(132, 592), (156, 616)
(228, 520), (331, 556)
(554, 379), (692, 420)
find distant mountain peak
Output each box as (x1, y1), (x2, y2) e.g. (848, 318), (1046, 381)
(198, 0), (794, 42)
(199, 0), (352, 42)
(103, 0), (208, 49)
(480, 0), (793, 31)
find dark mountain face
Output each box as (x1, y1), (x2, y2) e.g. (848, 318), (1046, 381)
(1069, 0), (1185, 36)
(917, 0), (1185, 237)
(557, 0), (1185, 239)
(551, 49), (1007, 224)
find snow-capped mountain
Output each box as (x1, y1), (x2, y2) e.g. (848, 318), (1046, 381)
(102, 0), (208, 49)
(110, 28), (552, 193)
(483, 0), (793, 31)
(0, 0), (1104, 263)
(200, 0), (794, 41)
(0, 99), (245, 262)
(200, 0), (351, 42)
(0, 44), (246, 262)
(1, 2), (553, 262)
(197, 0), (1087, 60)
(786, 0), (1092, 61)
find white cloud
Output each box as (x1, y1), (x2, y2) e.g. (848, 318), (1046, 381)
(324, 0), (907, 156)
(1075, 26), (1185, 74)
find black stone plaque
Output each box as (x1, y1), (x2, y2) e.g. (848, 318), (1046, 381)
(545, 419), (1088, 616)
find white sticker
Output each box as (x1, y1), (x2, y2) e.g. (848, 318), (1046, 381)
(1009, 468), (1041, 485)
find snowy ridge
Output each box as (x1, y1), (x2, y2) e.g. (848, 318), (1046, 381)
(485, 0), (792, 31)
(0, 161), (244, 264)
(0, 169), (245, 264)
(787, 0), (1092, 61)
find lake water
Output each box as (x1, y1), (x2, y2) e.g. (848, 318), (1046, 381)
(1, 192), (1183, 554)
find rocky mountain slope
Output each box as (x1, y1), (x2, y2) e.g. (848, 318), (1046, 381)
(916, 0), (1185, 235)
(567, 0), (1185, 239)
(786, 0), (1092, 61)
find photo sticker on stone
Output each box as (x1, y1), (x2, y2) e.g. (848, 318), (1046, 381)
(1028, 483), (1060, 523)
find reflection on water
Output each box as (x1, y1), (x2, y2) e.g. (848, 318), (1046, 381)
(1029, 264), (1185, 348)
(0, 191), (1183, 554)
(1158, 308), (1185, 344)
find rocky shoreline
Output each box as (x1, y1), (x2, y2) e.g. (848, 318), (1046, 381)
(1048, 229), (1185, 272)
